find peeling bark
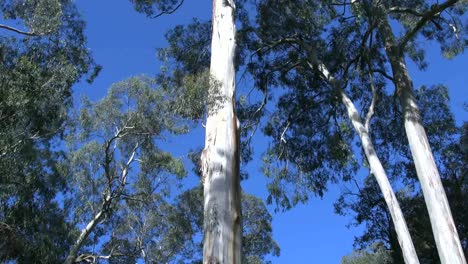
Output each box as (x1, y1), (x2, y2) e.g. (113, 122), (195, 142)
(202, 0), (242, 263)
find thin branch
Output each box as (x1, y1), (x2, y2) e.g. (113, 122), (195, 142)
(280, 121), (291, 143)
(364, 46), (378, 132)
(364, 71), (377, 132)
(352, 178), (362, 193)
(119, 143), (139, 189)
(244, 89), (268, 146)
(0, 24), (40, 36)
(371, 68), (394, 82)
(398, 0), (459, 48)
(151, 0), (185, 18)
(342, 191), (361, 197)
(387, 7), (425, 17)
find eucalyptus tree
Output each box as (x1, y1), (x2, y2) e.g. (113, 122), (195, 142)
(130, 1), (242, 261)
(216, 1), (423, 262)
(336, 86), (467, 263)
(341, 244), (393, 264)
(167, 186), (280, 264)
(238, 0), (467, 262)
(62, 77), (188, 263)
(199, 1), (242, 263)
(344, 1), (468, 262)
(0, 0), (94, 262)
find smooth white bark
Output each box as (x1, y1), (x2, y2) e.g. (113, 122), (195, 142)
(378, 16), (466, 264)
(341, 91), (420, 264)
(202, 0), (242, 263)
(312, 59), (419, 263)
(64, 205), (106, 264)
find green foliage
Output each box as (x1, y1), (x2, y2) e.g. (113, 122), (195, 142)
(156, 20), (213, 121)
(63, 76), (190, 260)
(163, 186), (280, 264)
(0, 0), (94, 262)
(1, 0), (62, 34)
(341, 244), (393, 264)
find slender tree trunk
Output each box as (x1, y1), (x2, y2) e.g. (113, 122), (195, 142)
(64, 209), (105, 264)
(341, 91), (420, 264)
(201, 0), (242, 263)
(307, 58), (419, 263)
(377, 17), (466, 264)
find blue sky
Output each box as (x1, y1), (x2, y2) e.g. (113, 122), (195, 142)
(74, 1), (467, 263)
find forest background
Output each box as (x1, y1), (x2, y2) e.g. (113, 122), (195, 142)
(0, 0), (466, 263)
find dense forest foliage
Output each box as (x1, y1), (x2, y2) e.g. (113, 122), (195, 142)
(0, 0), (466, 263)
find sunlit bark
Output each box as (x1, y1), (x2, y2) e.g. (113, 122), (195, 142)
(377, 14), (466, 264)
(310, 59), (419, 264)
(341, 91), (419, 264)
(201, 0), (242, 263)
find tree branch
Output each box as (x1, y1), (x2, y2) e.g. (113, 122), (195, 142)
(0, 24), (37, 36)
(371, 68), (394, 83)
(0, 24), (50, 36)
(364, 67), (377, 132)
(387, 7), (425, 17)
(151, 0), (185, 18)
(398, 0), (459, 48)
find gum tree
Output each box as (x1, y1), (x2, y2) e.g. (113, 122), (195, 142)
(200, 1), (242, 263)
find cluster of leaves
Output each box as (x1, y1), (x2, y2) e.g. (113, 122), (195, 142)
(0, 0), (94, 262)
(157, 187), (280, 264)
(59, 75), (279, 263)
(341, 243), (393, 264)
(61, 77), (189, 262)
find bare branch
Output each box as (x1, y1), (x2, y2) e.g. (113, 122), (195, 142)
(0, 24), (39, 36)
(151, 0), (185, 19)
(119, 143), (139, 189)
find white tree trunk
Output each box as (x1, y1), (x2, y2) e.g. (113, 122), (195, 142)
(307, 58), (419, 263)
(64, 209), (105, 264)
(341, 91), (420, 264)
(201, 0), (242, 263)
(378, 18), (466, 264)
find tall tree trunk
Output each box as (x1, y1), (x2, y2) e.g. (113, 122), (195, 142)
(316, 61), (419, 264)
(377, 17), (466, 264)
(201, 0), (242, 263)
(308, 59), (419, 263)
(341, 91), (420, 264)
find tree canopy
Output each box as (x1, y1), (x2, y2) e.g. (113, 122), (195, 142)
(0, 0), (467, 263)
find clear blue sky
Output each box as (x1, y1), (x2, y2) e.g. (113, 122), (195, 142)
(74, 1), (467, 263)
